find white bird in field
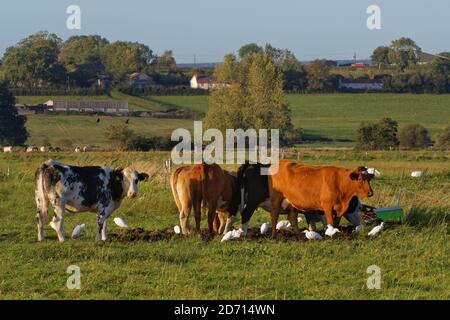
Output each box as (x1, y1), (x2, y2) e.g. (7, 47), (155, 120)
(368, 222), (385, 237)
(353, 225), (363, 234)
(297, 217), (303, 223)
(71, 224), (85, 239)
(276, 220), (291, 230)
(113, 217), (129, 229)
(173, 225), (181, 235)
(367, 168), (381, 177)
(325, 225), (340, 237)
(221, 228), (244, 242)
(303, 230), (323, 240)
(260, 223), (270, 235)
(411, 171), (424, 178)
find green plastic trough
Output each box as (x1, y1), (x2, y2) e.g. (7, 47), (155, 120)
(374, 206), (405, 221)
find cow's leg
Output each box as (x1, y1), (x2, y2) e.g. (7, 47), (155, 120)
(224, 215), (233, 234)
(213, 212), (221, 234)
(193, 200), (202, 233)
(323, 206), (335, 228)
(270, 194), (283, 239)
(333, 216), (342, 228)
(96, 209), (111, 241)
(304, 214), (316, 231)
(101, 220), (108, 241)
(52, 198), (66, 243)
(241, 202), (259, 235)
(207, 202), (218, 238)
(179, 203), (192, 235)
(35, 192), (48, 242)
(288, 209), (301, 235)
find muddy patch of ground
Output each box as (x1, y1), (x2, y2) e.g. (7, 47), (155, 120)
(109, 225), (360, 243)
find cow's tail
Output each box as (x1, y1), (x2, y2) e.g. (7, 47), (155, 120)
(170, 167), (184, 213)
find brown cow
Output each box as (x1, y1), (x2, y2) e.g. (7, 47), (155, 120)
(170, 163), (240, 237)
(268, 160), (374, 238)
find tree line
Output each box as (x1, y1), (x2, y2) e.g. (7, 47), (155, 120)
(0, 33), (448, 94)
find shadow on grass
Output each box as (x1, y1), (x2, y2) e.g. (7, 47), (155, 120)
(405, 206), (449, 229)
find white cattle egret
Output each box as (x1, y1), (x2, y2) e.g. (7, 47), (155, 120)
(368, 222), (385, 237)
(260, 223), (270, 235)
(297, 217), (303, 223)
(113, 217), (129, 229)
(411, 171), (424, 178)
(325, 225), (340, 237)
(276, 220), (291, 230)
(353, 225), (363, 234)
(71, 224), (85, 239)
(173, 225), (181, 234)
(221, 228), (244, 242)
(303, 230), (323, 240)
(367, 168), (381, 177)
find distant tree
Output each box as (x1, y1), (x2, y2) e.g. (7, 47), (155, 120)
(205, 51), (296, 143)
(407, 72), (424, 93)
(388, 37), (421, 71)
(435, 125), (450, 149)
(356, 118), (399, 150)
(2, 31), (65, 87)
(427, 52), (450, 93)
(104, 124), (135, 150)
(153, 50), (177, 73)
(371, 46), (391, 68)
(100, 41), (154, 81)
(59, 35), (108, 87)
(306, 60), (332, 92)
(238, 43), (263, 59)
(0, 81), (28, 146)
(399, 124), (431, 149)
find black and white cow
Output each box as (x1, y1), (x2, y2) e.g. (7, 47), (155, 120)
(237, 162), (363, 234)
(35, 160), (149, 242)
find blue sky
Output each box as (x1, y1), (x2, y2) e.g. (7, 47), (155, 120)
(0, 0), (449, 63)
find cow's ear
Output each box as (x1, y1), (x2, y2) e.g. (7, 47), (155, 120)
(138, 172), (149, 181)
(349, 170), (360, 180)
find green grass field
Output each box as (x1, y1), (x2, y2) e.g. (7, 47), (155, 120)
(20, 94), (450, 148)
(0, 151), (448, 299)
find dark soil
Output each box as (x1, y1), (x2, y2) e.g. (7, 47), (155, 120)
(109, 225), (360, 243)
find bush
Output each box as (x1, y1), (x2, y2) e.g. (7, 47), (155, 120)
(399, 124), (432, 149)
(126, 135), (176, 151)
(104, 124), (135, 151)
(356, 118), (399, 150)
(435, 126), (450, 149)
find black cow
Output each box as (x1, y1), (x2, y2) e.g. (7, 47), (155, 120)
(35, 160), (148, 242)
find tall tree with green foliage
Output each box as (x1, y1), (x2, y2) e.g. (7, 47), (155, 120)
(204, 52), (295, 143)
(59, 35), (108, 87)
(238, 43), (263, 59)
(388, 37), (421, 71)
(306, 60), (332, 92)
(100, 41), (154, 81)
(0, 81), (28, 146)
(2, 31), (65, 87)
(371, 46), (391, 68)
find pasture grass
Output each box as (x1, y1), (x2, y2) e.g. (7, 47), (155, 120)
(0, 151), (448, 299)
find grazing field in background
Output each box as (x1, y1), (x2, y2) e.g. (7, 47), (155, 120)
(0, 151), (448, 299)
(20, 94), (450, 148)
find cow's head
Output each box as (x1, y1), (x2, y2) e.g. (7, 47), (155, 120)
(120, 167), (149, 199)
(349, 166), (374, 198)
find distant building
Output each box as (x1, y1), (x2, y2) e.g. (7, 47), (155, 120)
(339, 78), (384, 91)
(351, 63), (366, 69)
(47, 100), (129, 114)
(190, 74), (227, 90)
(15, 104), (47, 115)
(128, 72), (154, 88)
